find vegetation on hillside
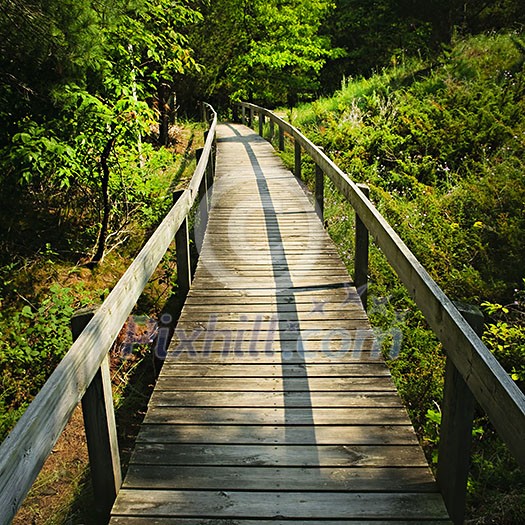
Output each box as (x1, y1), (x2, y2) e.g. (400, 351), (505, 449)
(0, 0), (205, 442)
(288, 32), (525, 522)
(1, 0), (524, 522)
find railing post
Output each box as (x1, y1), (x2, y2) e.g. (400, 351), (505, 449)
(278, 126), (285, 151)
(174, 190), (192, 300)
(259, 111), (264, 137)
(269, 119), (275, 143)
(241, 105), (246, 125)
(354, 183), (370, 309)
(248, 107), (254, 128)
(232, 104), (239, 123)
(207, 144), (215, 209)
(71, 308), (121, 522)
(294, 139), (302, 179)
(196, 148), (208, 229)
(438, 303), (484, 525)
(315, 161), (324, 223)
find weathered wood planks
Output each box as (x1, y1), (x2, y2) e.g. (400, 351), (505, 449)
(110, 123), (451, 523)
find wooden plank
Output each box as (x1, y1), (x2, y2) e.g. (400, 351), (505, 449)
(164, 350), (383, 364)
(204, 226), (327, 231)
(111, 490), (450, 520)
(192, 269), (351, 279)
(193, 267), (348, 275)
(143, 406), (410, 425)
(205, 230), (336, 237)
(177, 303), (366, 314)
(167, 328), (376, 343)
(185, 288), (359, 297)
(164, 336), (376, 352)
(130, 443), (427, 467)
(173, 281), (354, 291)
(171, 326), (372, 340)
(153, 377), (396, 392)
(157, 363), (390, 377)
(163, 344), (379, 361)
(149, 391), (400, 407)
(195, 260), (346, 268)
(183, 297), (362, 306)
(173, 321), (369, 333)
(175, 304), (363, 320)
(111, 519), (451, 525)
(136, 423), (421, 445)
(123, 465), (437, 492)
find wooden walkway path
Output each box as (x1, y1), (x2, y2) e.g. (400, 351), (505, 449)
(110, 123), (451, 523)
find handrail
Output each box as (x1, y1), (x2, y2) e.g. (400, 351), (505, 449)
(0, 103), (217, 525)
(236, 101), (525, 524)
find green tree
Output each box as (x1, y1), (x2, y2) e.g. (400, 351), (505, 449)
(186, 0), (339, 107)
(321, 0), (525, 84)
(320, 0), (431, 87)
(0, 0), (200, 263)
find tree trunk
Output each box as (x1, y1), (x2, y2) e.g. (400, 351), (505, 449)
(158, 81), (171, 147)
(90, 137), (115, 266)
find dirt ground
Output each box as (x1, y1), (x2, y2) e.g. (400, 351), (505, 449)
(13, 406), (90, 525)
(13, 318), (157, 525)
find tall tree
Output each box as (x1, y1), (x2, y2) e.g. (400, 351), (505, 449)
(321, 0), (525, 84)
(0, 0), (200, 263)
(185, 0), (340, 108)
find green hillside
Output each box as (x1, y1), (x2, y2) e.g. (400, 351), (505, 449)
(287, 32), (525, 522)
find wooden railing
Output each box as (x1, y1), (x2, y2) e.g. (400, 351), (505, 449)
(0, 103), (217, 525)
(236, 101), (525, 525)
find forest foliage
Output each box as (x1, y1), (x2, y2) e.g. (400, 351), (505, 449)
(0, 0), (524, 522)
(287, 31), (525, 521)
(0, 0), (202, 441)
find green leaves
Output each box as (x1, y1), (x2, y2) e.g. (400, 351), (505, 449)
(0, 282), (104, 440)
(188, 0), (339, 105)
(10, 122), (81, 187)
(482, 283), (525, 388)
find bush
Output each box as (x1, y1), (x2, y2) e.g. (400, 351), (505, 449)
(0, 283), (103, 441)
(290, 31), (525, 522)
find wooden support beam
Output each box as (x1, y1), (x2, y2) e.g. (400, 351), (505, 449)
(174, 190), (192, 301)
(354, 184), (370, 309)
(279, 126), (285, 151)
(315, 151), (324, 224)
(259, 112), (264, 137)
(206, 152), (214, 211)
(294, 140), (302, 179)
(438, 303), (484, 525)
(196, 148), (208, 225)
(71, 308), (121, 522)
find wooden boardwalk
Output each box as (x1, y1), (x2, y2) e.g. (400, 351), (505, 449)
(110, 124), (451, 523)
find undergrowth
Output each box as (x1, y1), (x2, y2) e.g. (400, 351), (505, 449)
(0, 120), (204, 523)
(285, 31), (525, 523)
(0, 122), (202, 444)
